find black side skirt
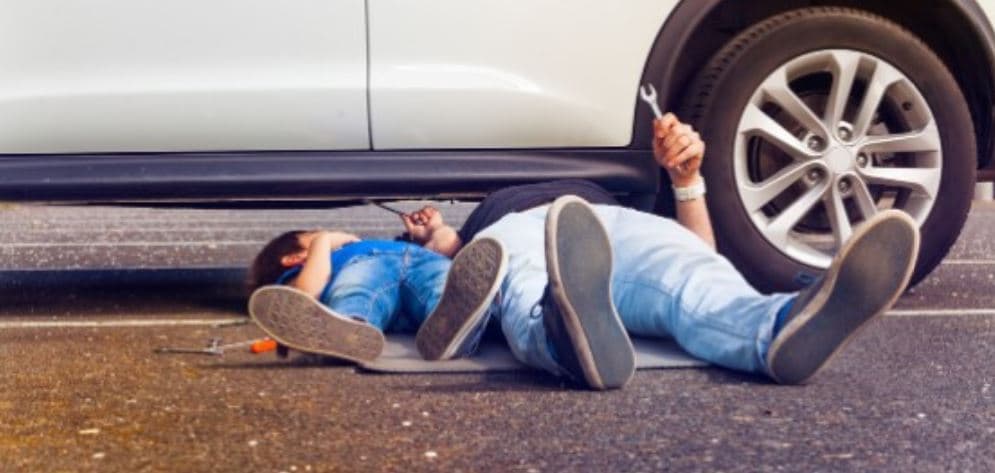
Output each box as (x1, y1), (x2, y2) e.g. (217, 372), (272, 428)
(0, 149), (658, 203)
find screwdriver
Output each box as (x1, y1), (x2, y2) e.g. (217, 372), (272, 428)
(363, 199), (407, 216)
(155, 337), (277, 356)
(250, 339), (278, 354)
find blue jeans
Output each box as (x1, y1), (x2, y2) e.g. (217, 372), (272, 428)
(476, 204), (795, 377)
(322, 244), (451, 333)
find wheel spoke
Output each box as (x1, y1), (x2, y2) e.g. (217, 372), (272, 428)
(741, 103), (820, 161)
(760, 68), (830, 139)
(859, 166), (940, 198)
(852, 59), (905, 138)
(741, 161), (820, 212)
(851, 178), (879, 219)
(825, 50), (861, 127)
(764, 181), (828, 248)
(860, 119), (940, 154)
(825, 181), (853, 248)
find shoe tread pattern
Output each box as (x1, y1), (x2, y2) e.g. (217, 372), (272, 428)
(416, 239), (504, 360)
(250, 286), (385, 363)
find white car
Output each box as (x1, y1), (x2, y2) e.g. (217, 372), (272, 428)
(3, 1), (994, 291)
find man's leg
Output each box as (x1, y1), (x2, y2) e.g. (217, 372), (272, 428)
(474, 203), (635, 390)
(596, 205), (917, 384)
(593, 204), (794, 375)
(765, 209), (918, 384)
(543, 196), (635, 389)
(475, 210), (566, 376)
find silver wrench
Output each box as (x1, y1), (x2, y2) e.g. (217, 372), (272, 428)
(640, 83), (693, 174)
(639, 83), (664, 119)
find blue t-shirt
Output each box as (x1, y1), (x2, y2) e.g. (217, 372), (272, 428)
(275, 239), (412, 303)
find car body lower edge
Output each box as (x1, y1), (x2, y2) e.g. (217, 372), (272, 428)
(0, 149), (658, 203)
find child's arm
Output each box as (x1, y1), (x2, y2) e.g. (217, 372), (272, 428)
(290, 231), (359, 298)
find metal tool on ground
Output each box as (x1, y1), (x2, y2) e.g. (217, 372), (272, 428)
(212, 318), (250, 328)
(155, 337), (274, 356)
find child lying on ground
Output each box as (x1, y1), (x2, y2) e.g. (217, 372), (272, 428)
(246, 229), (507, 362)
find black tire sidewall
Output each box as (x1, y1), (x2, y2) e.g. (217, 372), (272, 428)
(685, 9), (976, 292)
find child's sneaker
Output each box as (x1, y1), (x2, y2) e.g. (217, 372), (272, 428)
(416, 237), (507, 360)
(248, 285), (385, 363)
(766, 209), (920, 384)
(543, 195), (635, 390)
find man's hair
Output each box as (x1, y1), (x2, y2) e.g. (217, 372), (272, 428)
(247, 230), (306, 293)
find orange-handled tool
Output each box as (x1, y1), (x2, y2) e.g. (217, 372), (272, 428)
(250, 338), (278, 354)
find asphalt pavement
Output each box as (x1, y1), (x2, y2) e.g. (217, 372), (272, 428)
(2, 201), (994, 472)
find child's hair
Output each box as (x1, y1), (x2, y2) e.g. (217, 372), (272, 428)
(247, 230), (306, 293)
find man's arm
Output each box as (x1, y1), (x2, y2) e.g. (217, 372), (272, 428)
(402, 206), (464, 257)
(290, 231), (358, 297)
(654, 114), (716, 250)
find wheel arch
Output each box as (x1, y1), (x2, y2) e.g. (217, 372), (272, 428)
(635, 0), (995, 170)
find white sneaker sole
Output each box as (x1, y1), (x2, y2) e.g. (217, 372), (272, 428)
(248, 285), (385, 363)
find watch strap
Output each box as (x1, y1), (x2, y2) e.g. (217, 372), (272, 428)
(673, 179), (706, 202)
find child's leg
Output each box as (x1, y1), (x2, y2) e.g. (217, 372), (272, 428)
(397, 246), (451, 327)
(248, 284), (386, 363)
(409, 238), (507, 360)
(324, 254), (404, 332)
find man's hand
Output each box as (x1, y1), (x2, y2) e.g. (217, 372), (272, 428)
(401, 206), (446, 245)
(653, 113), (705, 188)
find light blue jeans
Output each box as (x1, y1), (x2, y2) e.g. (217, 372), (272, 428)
(476, 204), (795, 377)
(322, 244), (451, 333)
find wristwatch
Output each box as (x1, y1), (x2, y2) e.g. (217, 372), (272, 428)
(673, 179), (706, 202)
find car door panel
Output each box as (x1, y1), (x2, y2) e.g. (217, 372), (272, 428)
(368, 0), (676, 150)
(0, 0), (368, 153)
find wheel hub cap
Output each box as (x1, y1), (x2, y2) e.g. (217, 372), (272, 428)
(734, 49), (941, 268)
(824, 146), (854, 174)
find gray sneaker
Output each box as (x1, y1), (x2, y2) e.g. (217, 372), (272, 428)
(544, 195), (635, 390)
(416, 237), (507, 361)
(766, 209), (920, 384)
(248, 285), (385, 363)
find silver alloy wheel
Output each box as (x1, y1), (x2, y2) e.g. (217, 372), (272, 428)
(734, 49), (941, 268)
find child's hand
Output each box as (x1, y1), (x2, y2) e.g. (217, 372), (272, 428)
(290, 230), (359, 297)
(401, 206), (445, 244)
(653, 113), (705, 187)
(315, 231), (360, 250)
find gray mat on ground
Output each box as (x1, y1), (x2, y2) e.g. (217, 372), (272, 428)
(358, 335), (707, 373)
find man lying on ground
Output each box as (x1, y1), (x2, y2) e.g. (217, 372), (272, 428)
(407, 115), (918, 391)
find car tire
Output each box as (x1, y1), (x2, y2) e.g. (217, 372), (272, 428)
(681, 7), (976, 292)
